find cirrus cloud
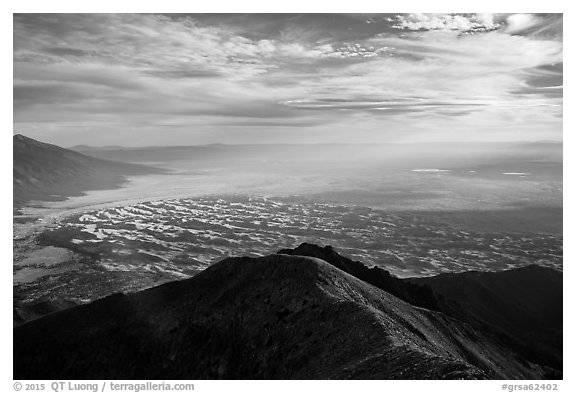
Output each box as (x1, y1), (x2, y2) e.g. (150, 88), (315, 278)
(13, 13), (562, 146)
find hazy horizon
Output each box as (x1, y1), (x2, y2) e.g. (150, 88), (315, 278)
(12, 132), (565, 149)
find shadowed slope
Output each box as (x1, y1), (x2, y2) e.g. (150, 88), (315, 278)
(15, 253), (547, 380)
(13, 134), (164, 209)
(409, 265), (563, 374)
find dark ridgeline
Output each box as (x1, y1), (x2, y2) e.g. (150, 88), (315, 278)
(14, 244), (562, 380)
(278, 243), (441, 310)
(13, 134), (164, 211)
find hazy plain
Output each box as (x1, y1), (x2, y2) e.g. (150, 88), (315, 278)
(22, 142), (562, 232)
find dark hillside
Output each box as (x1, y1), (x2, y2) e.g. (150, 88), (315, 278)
(409, 265), (562, 374)
(13, 134), (164, 210)
(15, 252), (553, 379)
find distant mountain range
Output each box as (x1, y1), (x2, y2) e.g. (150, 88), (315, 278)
(14, 243), (562, 379)
(13, 134), (164, 210)
(70, 140), (563, 166)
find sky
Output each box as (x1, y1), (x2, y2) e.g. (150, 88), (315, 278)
(13, 13), (563, 146)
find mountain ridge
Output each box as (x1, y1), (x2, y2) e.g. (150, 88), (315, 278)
(13, 134), (164, 209)
(13, 244), (561, 380)
(409, 264), (562, 373)
(281, 243), (562, 376)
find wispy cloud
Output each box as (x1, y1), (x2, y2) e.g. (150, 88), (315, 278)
(13, 13), (562, 145)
